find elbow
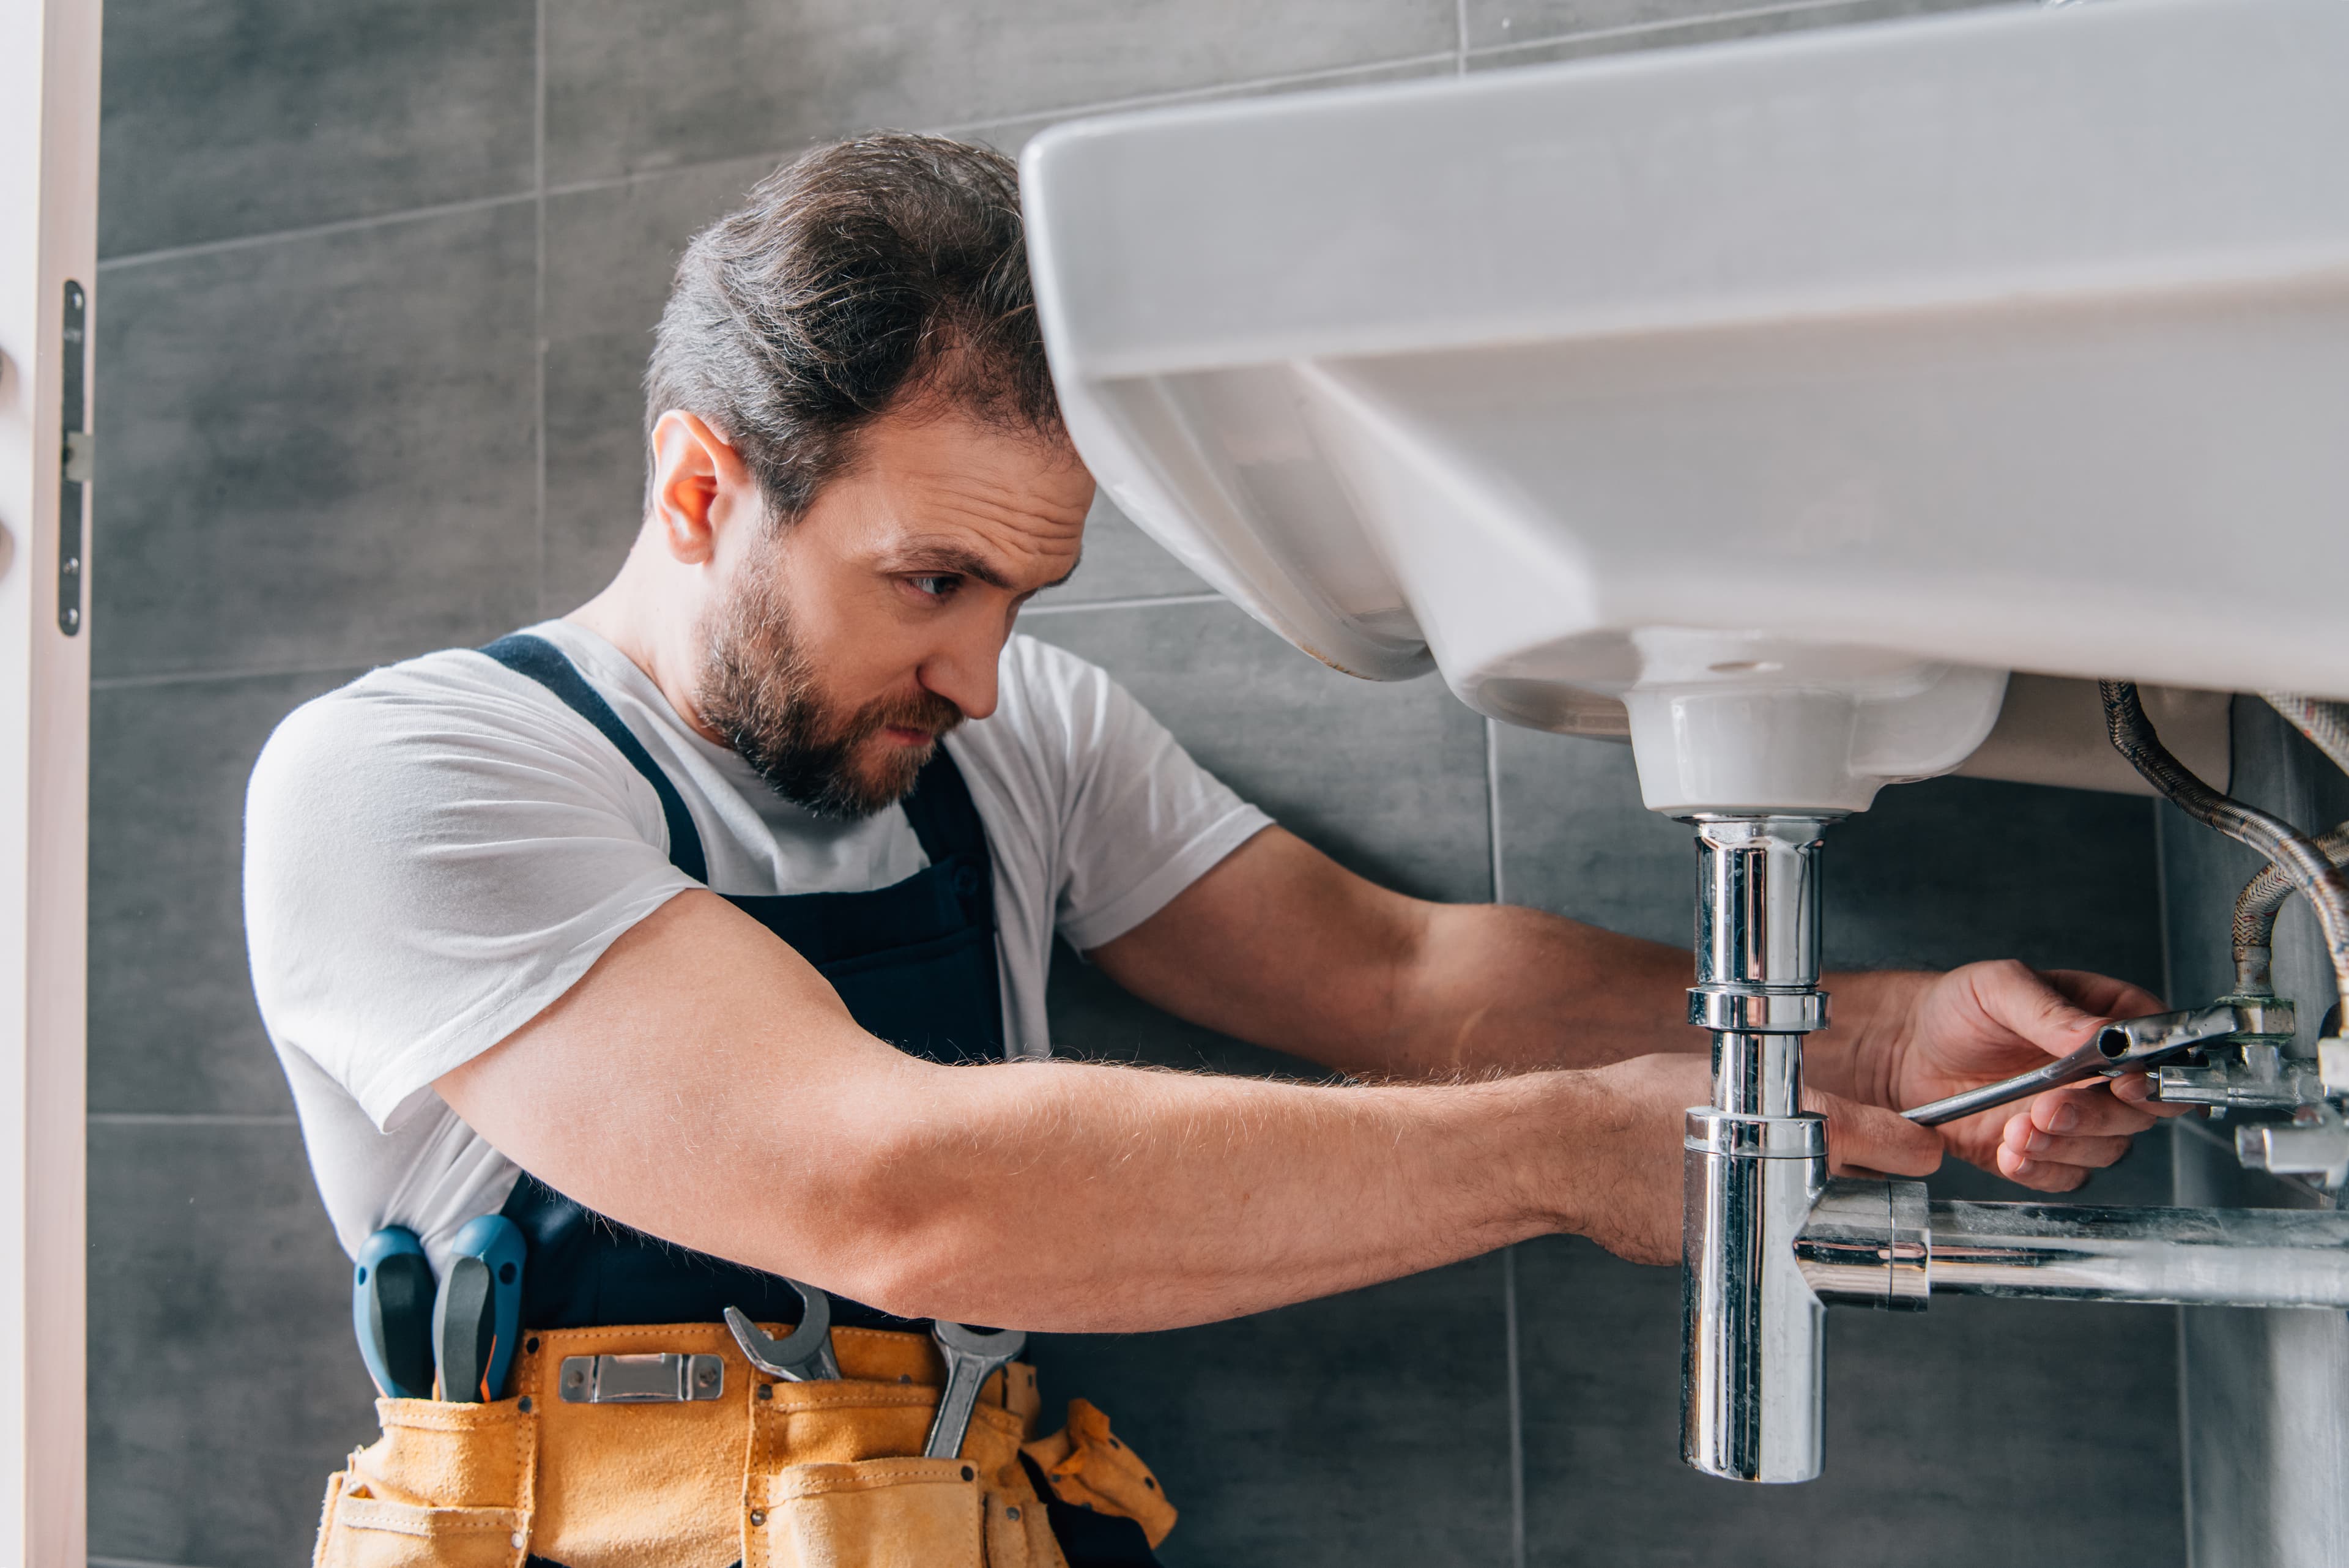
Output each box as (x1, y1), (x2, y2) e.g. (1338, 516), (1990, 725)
(815, 1157), (1007, 1324)
(760, 1081), (1015, 1323)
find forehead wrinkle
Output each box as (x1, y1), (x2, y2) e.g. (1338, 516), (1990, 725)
(872, 491), (1084, 595)
(899, 467), (1089, 544)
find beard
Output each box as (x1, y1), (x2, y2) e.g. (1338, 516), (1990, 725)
(694, 559), (963, 820)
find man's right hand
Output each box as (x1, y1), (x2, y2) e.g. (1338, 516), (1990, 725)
(1564, 1055), (1945, 1267)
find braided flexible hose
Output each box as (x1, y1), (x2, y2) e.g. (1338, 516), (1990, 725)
(2233, 823), (2349, 994)
(2263, 693), (2349, 777)
(2100, 681), (2349, 1009)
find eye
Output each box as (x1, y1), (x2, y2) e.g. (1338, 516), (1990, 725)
(905, 574), (960, 600)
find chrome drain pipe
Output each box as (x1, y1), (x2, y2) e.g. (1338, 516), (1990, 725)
(1801, 1180), (2349, 1310)
(1680, 815), (1836, 1484)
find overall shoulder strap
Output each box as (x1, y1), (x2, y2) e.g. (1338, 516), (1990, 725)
(478, 633), (710, 884)
(900, 745), (991, 874)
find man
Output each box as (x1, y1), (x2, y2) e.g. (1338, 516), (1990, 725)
(247, 135), (2173, 1564)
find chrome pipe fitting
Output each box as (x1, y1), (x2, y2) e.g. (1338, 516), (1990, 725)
(1795, 1178), (1929, 1312)
(1680, 816), (1836, 1484)
(1798, 1178), (2349, 1309)
(1687, 816), (1832, 1057)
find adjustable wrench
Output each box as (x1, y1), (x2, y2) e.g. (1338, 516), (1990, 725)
(1904, 1003), (2244, 1127)
(724, 1279), (842, 1382)
(924, 1321), (1027, 1460)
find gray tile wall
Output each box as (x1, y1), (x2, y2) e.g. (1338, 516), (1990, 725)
(91, 0), (2173, 1563)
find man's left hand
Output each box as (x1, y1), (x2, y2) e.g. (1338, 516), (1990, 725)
(1852, 960), (2188, 1192)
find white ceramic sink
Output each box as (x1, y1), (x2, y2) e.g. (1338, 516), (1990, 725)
(1022, 0), (2349, 814)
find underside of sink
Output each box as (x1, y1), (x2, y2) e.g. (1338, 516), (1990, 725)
(1023, 0), (2349, 812)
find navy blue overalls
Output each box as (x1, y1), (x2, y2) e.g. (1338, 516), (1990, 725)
(480, 633), (1005, 1333)
(379, 636), (1166, 1568)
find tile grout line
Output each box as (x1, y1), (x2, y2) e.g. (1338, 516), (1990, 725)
(88, 598), (1226, 688)
(2174, 1293), (2196, 1558)
(93, 661), (369, 691)
(1020, 590), (1226, 618)
(94, 189), (536, 272)
(543, 48), (1463, 204)
(534, 0), (550, 621)
(1462, 0), (1931, 65)
(1485, 717), (1506, 905)
(89, 593), (1231, 685)
(88, 1113), (299, 1126)
(1503, 1244), (1527, 1568)
(2153, 799), (2186, 1212)
(1457, 0), (1471, 73)
(98, 42), (1495, 277)
(918, 50), (1461, 139)
(1487, 714), (1526, 1567)
(96, 45), (1454, 272)
(2155, 746), (2191, 1568)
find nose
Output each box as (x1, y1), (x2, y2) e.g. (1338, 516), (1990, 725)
(918, 620), (1003, 722)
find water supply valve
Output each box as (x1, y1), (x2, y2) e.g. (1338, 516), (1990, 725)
(2150, 997), (2323, 1112)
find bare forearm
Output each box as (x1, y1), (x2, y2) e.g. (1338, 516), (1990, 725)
(792, 1056), (1600, 1331)
(1091, 831), (1696, 1079)
(1368, 902), (1695, 1077)
(1094, 828), (1931, 1094)
(1379, 907), (1930, 1095)
(440, 891), (1636, 1333)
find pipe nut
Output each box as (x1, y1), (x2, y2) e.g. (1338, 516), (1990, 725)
(1688, 987), (1830, 1033)
(1685, 1108), (1828, 1158)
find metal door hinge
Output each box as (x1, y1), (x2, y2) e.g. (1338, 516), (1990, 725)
(58, 280), (86, 636)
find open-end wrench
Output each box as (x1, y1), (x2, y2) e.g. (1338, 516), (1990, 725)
(1904, 1003), (2244, 1127)
(924, 1321), (1027, 1460)
(724, 1279), (842, 1382)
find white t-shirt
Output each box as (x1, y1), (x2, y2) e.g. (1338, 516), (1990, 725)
(244, 620), (1271, 1271)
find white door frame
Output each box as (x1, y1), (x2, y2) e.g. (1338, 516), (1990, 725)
(0, 0), (97, 1561)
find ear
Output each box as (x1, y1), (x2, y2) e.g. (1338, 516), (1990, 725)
(648, 411), (755, 565)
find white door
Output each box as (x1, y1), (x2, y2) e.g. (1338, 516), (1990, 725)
(0, 0), (97, 1561)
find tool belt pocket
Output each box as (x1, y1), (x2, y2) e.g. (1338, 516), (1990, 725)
(749, 1377), (1064, 1568)
(749, 1457), (987, 1568)
(313, 1397), (535, 1568)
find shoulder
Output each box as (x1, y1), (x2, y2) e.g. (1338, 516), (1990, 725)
(258, 654), (498, 795)
(248, 646), (653, 847)
(258, 644), (626, 769)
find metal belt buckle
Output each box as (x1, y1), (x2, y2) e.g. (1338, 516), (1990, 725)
(557, 1352), (725, 1404)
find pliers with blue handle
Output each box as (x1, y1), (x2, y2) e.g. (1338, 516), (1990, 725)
(353, 1227), (436, 1400)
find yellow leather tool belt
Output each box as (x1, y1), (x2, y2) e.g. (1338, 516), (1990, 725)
(313, 1320), (1176, 1568)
